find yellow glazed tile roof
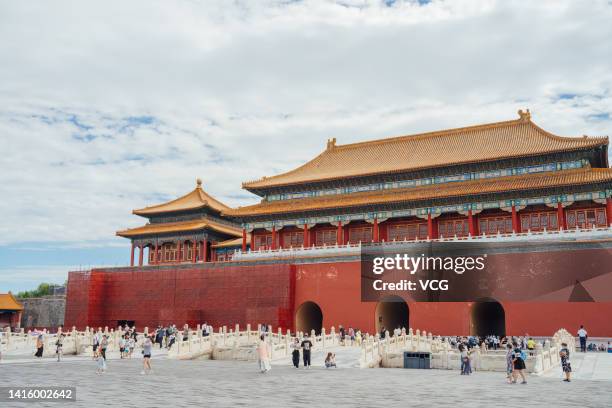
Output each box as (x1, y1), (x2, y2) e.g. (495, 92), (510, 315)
(0, 293), (24, 311)
(227, 167), (612, 217)
(243, 111), (608, 189)
(212, 236), (250, 249)
(133, 179), (230, 215)
(116, 219), (242, 238)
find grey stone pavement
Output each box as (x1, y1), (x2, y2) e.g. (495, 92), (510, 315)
(1, 348), (611, 408)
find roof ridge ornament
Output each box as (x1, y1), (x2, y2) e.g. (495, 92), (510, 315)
(326, 137), (337, 150)
(196, 178), (202, 188)
(518, 109), (531, 121)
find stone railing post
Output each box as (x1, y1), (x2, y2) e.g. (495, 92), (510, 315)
(247, 324), (251, 343)
(321, 328), (326, 349)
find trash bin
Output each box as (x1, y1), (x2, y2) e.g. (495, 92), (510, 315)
(403, 352), (419, 368)
(419, 352), (431, 369)
(403, 352), (431, 369)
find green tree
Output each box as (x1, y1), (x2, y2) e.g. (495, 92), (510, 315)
(16, 282), (56, 298)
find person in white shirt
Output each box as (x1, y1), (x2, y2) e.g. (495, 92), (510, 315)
(577, 325), (588, 352)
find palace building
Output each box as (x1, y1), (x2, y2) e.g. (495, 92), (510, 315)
(65, 110), (612, 336)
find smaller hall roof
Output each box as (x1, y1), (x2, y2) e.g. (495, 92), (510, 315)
(212, 236), (251, 249)
(0, 292), (24, 311)
(116, 219), (242, 238)
(133, 179), (230, 216)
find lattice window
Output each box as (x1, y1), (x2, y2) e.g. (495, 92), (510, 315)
(438, 219), (469, 237)
(388, 222), (428, 241)
(315, 229), (337, 246)
(348, 226), (372, 243)
(282, 231), (304, 248)
(254, 234), (273, 250)
(566, 208), (607, 229)
(479, 217), (513, 234)
(520, 212), (558, 231)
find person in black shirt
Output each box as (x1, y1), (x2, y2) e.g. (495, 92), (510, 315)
(301, 334), (313, 368)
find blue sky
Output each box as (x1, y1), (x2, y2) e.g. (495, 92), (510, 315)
(1, 0), (611, 293)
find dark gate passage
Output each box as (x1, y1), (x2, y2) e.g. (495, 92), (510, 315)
(375, 295), (409, 333)
(471, 301), (505, 337)
(295, 301), (323, 335)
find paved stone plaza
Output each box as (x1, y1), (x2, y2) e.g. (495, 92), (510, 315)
(1, 348), (611, 408)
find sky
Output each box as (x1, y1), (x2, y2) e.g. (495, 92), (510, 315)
(1, 0), (611, 293)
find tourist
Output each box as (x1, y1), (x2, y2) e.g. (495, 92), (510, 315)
(257, 334), (271, 373)
(34, 334), (44, 358)
(348, 327), (355, 344)
(96, 352), (106, 374)
(119, 335), (127, 359)
(325, 352), (337, 368)
(460, 344), (472, 375)
(92, 331), (100, 359)
(527, 337), (536, 356)
(291, 337), (300, 368)
(183, 324), (189, 341)
(301, 333), (313, 369)
(559, 342), (572, 382)
(511, 342), (527, 384)
(155, 326), (164, 349)
(578, 325), (588, 352)
(128, 336), (135, 358)
(505, 343), (514, 383)
(380, 326), (386, 340)
(55, 334), (64, 362)
(100, 335), (108, 360)
(339, 325), (346, 345)
(202, 322), (210, 337)
(167, 331), (176, 350)
(141, 335), (153, 375)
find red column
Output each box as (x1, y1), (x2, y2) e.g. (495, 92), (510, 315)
(192, 240), (197, 263)
(337, 222), (343, 245)
(138, 246), (144, 266)
(154, 243), (159, 264)
(557, 202), (566, 230)
(130, 243), (135, 266)
(303, 224), (309, 247)
(606, 198), (612, 227)
(203, 239), (208, 262)
(271, 226), (277, 250)
(373, 218), (379, 242)
(467, 210), (475, 236)
(251, 231), (255, 251)
(242, 229), (247, 252)
(178, 242), (182, 262)
(427, 213), (433, 239)
(511, 205), (520, 233)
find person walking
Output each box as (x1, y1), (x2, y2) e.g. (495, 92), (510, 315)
(578, 325), (588, 353)
(511, 342), (527, 384)
(257, 334), (271, 373)
(505, 343), (514, 383)
(100, 335), (108, 361)
(301, 334), (313, 369)
(291, 337), (300, 368)
(559, 343), (572, 382)
(141, 335), (153, 375)
(92, 331), (100, 359)
(55, 334), (64, 362)
(34, 335), (44, 358)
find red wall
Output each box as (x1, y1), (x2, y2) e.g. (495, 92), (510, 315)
(65, 264), (295, 331)
(66, 256), (612, 336)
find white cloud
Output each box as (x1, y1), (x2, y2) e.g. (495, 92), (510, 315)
(0, 0), (611, 246)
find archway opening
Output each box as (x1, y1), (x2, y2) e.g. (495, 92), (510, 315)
(295, 301), (323, 335)
(471, 300), (505, 337)
(375, 296), (409, 334)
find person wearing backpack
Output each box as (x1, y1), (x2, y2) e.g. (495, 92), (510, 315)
(511, 342), (527, 384)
